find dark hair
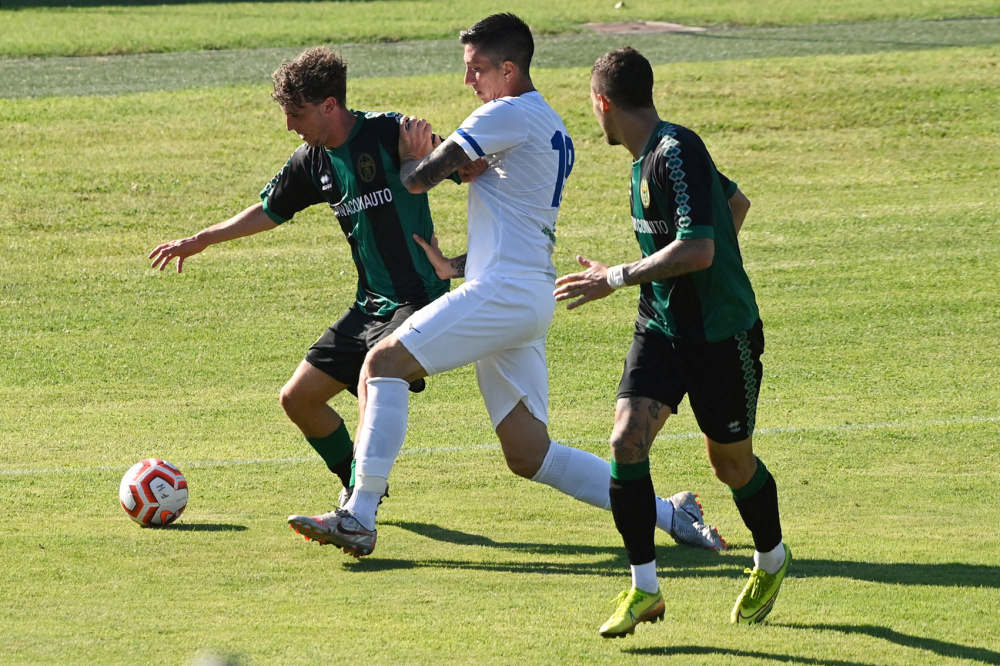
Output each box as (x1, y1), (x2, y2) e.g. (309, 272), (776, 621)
(591, 47), (654, 111)
(460, 13), (534, 76)
(271, 47), (347, 108)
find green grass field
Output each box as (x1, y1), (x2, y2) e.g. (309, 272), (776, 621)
(2, 1), (999, 664)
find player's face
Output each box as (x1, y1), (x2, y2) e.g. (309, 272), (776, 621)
(282, 102), (328, 147)
(590, 87), (620, 146)
(464, 44), (508, 103)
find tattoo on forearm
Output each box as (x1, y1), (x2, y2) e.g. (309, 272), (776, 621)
(450, 254), (467, 278)
(402, 141), (473, 191)
(628, 237), (713, 284)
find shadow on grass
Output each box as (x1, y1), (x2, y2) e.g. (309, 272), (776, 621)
(385, 521), (1000, 589)
(370, 520), (726, 577)
(164, 522), (248, 532)
(625, 646), (873, 665)
(774, 624), (1000, 665)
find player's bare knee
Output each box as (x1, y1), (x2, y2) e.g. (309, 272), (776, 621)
(362, 336), (408, 379)
(278, 381), (300, 417)
(708, 454), (755, 489)
(503, 449), (542, 479)
(711, 461), (739, 487)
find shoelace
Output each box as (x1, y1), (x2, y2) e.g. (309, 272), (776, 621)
(610, 590), (631, 606)
(743, 567), (771, 600)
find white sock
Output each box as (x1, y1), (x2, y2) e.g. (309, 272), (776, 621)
(631, 560), (659, 594)
(530, 442), (675, 532)
(346, 377), (410, 528)
(654, 495), (674, 534)
(531, 442), (611, 510)
(754, 542), (786, 574)
(344, 489), (383, 531)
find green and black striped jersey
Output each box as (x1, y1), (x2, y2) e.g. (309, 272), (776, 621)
(260, 110), (449, 316)
(630, 121), (759, 342)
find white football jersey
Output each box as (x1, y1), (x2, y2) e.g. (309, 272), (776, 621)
(449, 91), (574, 281)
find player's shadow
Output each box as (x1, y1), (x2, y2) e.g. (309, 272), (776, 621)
(624, 646), (873, 666)
(774, 623), (1000, 665)
(627, 626), (1000, 664)
(362, 520), (721, 576)
(166, 523), (248, 532)
(379, 521), (1000, 590)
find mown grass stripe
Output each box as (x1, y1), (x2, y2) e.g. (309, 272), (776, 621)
(3, 415), (996, 477)
(2, 18), (997, 99)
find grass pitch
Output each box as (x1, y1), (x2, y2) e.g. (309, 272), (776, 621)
(1, 3), (999, 664)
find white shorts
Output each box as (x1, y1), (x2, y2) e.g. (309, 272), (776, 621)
(396, 275), (555, 429)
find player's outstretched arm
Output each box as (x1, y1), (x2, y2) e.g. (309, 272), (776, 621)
(413, 233), (467, 279)
(555, 238), (715, 310)
(554, 255), (615, 310)
(148, 202), (278, 273)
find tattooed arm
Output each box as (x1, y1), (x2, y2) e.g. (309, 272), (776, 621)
(554, 238), (715, 310)
(401, 139), (474, 194)
(397, 115), (475, 194)
(413, 233), (467, 280)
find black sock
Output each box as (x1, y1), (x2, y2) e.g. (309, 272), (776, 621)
(305, 422), (354, 488)
(610, 461), (657, 565)
(732, 457), (782, 553)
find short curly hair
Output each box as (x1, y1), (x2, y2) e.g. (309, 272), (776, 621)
(271, 47), (347, 108)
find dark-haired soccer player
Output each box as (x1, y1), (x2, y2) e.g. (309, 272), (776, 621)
(149, 46), (460, 516)
(555, 47), (789, 637)
(290, 15), (726, 558)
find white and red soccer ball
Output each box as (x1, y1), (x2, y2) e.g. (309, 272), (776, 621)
(119, 458), (188, 527)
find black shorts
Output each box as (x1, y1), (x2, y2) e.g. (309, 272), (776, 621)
(618, 319), (764, 444)
(305, 303), (426, 396)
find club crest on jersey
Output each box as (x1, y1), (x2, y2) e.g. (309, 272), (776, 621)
(640, 177), (651, 209)
(357, 153), (377, 183)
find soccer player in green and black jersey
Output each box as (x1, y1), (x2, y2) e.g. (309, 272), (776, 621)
(555, 47), (790, 637)
(150, 47), (459, 520)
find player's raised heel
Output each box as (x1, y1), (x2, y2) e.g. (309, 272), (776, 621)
(599, 586), (665, 638)
(667, 491), (728, 550)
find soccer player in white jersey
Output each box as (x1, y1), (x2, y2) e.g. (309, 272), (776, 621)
(287, 13), (726, 557)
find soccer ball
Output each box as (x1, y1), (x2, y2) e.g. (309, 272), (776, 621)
(119, 458), (188, 527)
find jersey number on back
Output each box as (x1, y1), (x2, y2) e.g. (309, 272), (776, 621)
(550, 131), (575, 207)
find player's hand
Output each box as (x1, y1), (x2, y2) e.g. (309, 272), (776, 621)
(554, 255), (615, 309)
(399, 115), (436, 164)
(458, 158), (488, 183)
(148, 236), (207, 273)
(413, 233), (463, 279)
